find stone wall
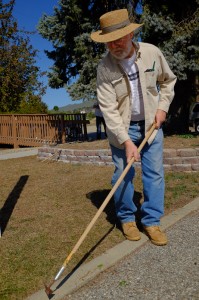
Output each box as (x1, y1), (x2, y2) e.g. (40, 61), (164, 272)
(38, 147), (199, 172)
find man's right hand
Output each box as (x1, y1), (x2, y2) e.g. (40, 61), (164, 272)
(123, 139), (140, 163)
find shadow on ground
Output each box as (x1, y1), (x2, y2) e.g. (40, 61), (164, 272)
(86, 189), (143, 230)
(54, 225), (115, 295)
(0, 175), (29, 236)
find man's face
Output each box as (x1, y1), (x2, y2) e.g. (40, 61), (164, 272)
(107, 33), (134, 60)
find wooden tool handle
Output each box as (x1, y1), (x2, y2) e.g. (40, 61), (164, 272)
(63, 123), (156, 267)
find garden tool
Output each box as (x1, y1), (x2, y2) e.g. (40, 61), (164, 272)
(45, 122), (156, 296)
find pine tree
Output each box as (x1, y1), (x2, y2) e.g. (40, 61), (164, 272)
(141, 0), (199, 133)
(38, 0), (199, 132)
(38, 0), (140, 101)
(0, 0), (47, 113)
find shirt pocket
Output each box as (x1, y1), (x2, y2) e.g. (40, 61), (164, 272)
(144, 70), (157, 89)
(112, 76), (128, 101)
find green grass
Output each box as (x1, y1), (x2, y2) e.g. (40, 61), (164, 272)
(119, 280), (128, 287)
(177, 134), (197, 139)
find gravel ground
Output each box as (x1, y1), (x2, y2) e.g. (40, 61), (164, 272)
(66, 210), (199, 300)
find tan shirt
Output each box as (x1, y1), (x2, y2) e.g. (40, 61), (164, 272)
(97, 42), (177, 149)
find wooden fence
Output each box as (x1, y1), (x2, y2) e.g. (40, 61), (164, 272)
(0, 113), (90, 148)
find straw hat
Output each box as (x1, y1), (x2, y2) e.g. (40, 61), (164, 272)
(91, 9), (143, 43)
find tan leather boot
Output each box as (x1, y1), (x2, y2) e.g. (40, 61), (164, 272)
(144, 225), (168, 246)
(122, 222), (141, 241)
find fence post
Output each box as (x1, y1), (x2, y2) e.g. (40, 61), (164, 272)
(12, 115), (18, 148)
(61, 114), (65, 143)
(82, 113), (88, 140)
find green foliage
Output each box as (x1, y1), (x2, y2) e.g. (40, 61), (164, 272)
(141, 0), (199, 133)
(37, 0), (141, 101)
(38, 0), (199, 132)
(86, 111), (95, 120)
(177, 134), (196, 139)
(0, 0), (47, 113)
(141, 0), (199, 81)
(53, 105), (59, 111)
(17, 96), (48, 113)
(119, 280), (128, 287)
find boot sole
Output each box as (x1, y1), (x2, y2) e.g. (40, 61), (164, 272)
(150, 239), (168, 246)
(124, 235), (141, 241)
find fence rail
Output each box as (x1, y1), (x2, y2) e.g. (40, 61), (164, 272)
(0, 113), (90, 148)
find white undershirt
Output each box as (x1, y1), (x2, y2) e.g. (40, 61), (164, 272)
(120, 53), (145, 121)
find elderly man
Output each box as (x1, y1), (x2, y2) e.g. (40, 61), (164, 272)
(91, 9), (176, 245)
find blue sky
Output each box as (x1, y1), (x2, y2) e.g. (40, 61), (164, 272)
(13, 0), (75, 110)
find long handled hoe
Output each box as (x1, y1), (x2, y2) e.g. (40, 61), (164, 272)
(45, 123), (156, 296)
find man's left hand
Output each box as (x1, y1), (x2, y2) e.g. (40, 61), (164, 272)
(155, 109), (167, 129)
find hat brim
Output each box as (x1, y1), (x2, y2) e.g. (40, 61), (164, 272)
(91, 23), (143, 43)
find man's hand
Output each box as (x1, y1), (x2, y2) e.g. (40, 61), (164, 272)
(123, 139), (140, 163)
(155, 109), (167, 129)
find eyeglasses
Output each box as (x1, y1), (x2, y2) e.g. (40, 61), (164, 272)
(107, 35), (130, 46)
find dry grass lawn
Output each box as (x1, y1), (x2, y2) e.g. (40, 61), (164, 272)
(57, 131), (199, 150)
(0, 133), (198, 299)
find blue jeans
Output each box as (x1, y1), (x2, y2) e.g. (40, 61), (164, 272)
(110, 121), (165, 227)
